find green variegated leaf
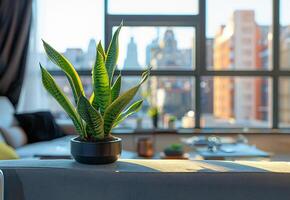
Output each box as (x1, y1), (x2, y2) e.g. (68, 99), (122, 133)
(89, 42), (105, 110)
(40, 64), (86, 137)
(103, 68), (150, 135)
(105, 22), (122, 84)
(97, 41), (106, 60)
(113, 100), (143, 127)
(111, 74), (121, 102)
(77, 95), (104, 139)
(90, 92), (99, 110)
(89, 92), (95, 104)
(42, 40), (84, 104)
(92, 51), (111, 114)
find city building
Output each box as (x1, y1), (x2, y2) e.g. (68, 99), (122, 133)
(280, 26), (290, 124)
(123, 37), (141, 70)
(213, 10), (270, 126)
(63, 48), (84, 70)
(86, 39), (97, 68)
(147, 29), (194, 122)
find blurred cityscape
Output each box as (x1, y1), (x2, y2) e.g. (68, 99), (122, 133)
(39, 10), (290, 129)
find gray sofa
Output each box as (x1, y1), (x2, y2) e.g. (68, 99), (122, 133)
(0, 97), (136, 159)
(1, 159), (290, 200)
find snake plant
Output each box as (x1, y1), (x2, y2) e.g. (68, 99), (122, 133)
(40, 23), (150, 141)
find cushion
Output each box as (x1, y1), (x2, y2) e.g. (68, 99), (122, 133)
(0, 133), (5, 143)
(16, 135), (72, 158)
(0, 97), (16, 127)
(0, 142), (19, 160)
(0, 126), (27, 148)
(14, 111), (65, 143)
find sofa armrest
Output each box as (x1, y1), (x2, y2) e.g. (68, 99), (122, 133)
(0, 170), (3, 200)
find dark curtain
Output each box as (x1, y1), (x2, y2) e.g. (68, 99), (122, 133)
(0, 0), (32, 106)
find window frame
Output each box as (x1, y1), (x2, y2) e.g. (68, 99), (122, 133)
(49, 0), (287, 130)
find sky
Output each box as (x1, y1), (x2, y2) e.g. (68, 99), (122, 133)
(116, 27), (195, 68)
(37, 0), (290, 68)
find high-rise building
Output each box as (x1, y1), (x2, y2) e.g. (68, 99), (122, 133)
(149, 29), (192, 70)
(147, 29), (194, 119)
(281, 26), (290, 69)
(123, 37), (141, 69)
(63, 48), (84, 70)
(279, 26), (290, 124)
(206, 38), (214, 69)
(122, 37), (143, 111)
(213, 10), (270, 125)
(86, 39), (97, 68)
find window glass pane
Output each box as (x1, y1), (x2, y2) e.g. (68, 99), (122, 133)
(206, 0), (272, 70)
(38, 0), (104, 70)
(108, 0), (198, 15)
(48, 76), (195, 129)
(280, 0), (290, 69)
(117, 77), (195, 129)
(279, 78), (290, 127)
(116, 26), (195, 70)
(201, 77), (271, 128)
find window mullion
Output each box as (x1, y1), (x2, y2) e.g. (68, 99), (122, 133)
(272, 0), (280, 129)
(195, 0), (206, 129)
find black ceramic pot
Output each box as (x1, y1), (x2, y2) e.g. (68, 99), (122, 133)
(71, 136), (122, 164)
(164, 148), (183, 157)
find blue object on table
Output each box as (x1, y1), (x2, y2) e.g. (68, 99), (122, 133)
(196, 143), (270, 160)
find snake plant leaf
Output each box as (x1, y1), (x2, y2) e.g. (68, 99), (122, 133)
(40, 64), (86, 137)
(90, 92), (99, 110)
(113, 100), (143, 127)
(42, 40), (84, 104)
(105, 22), (122, 84)
(89, 42), (106, 110)
(97, 41), (106, 60)
(89, 92), (95, 103)
(92, 51), (111, 114)
(111, 74), (121, 102)
(77, 95), (104, 139)
(103, 68), (150, 135)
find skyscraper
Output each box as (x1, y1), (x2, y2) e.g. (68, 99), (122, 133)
(213, 10), (270, 125)
(279, 26), (290, 124)
(123, 37), (141, 69)
(280, 26), (290, 69)
(86, 39), (97, 68)
(147, 29), (194, 119)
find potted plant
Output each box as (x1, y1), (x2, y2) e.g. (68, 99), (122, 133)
(168, 115), (176, 129)
(147, 106), (159, 128)
(39, 23), (150, 164)
(164, 143), (184, 157)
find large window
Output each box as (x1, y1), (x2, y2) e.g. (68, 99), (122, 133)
(38, 0), (104, 71)
(37, 0), (289, 130)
